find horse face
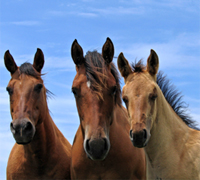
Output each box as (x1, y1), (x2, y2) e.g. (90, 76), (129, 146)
(71, 38), (118, 160)
(122, 75), (158, 147)
(72, 71), (117, 160)
(4, 49), (45, 144)
(118, 50), (159, 148)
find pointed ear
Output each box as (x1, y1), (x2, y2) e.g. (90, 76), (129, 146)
(33, 48), (44, 73)
(117, 52), (132, 79)
(102, 37), (114, 64)
(147, 49), (159, 77)
(4, 50), (18, 75)
(71, 39), (84, 66)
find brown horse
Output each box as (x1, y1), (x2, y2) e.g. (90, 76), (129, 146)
(70, 38), (146, 179)
(117, 50), (200, 179)
(4, 49), (71, 180)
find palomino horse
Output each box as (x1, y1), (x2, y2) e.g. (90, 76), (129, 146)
(70, 38), (146, 179)
(117, 50), (200, 179)
(4, 49), (71, 179)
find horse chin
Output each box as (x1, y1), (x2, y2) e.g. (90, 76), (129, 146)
(86, 153), (108, 161)
(131, 140), (145, 148)
(13, 132), (35, 145)
(16, 139), (32, 145)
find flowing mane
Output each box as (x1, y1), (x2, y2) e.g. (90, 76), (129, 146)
(19, 62), (54, 98)
(157, 71), (199, 130)
(131, 61), (199, 130)
(19, 62), (41, 78)
(84, 51), (121, 105)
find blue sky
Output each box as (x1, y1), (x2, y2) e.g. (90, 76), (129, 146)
(0, 0), (199, 179)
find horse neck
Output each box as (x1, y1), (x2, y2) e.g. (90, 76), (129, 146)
(145, 89), (190, 162)
(23, 105), (57, 162)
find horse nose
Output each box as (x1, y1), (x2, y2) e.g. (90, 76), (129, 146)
(130, 129), (133, 139)
(130, 129), (147, 148)
(85, 138), (110, 160)
(10, 119), (35, 144)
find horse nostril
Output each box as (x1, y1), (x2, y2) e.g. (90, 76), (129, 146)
(24, 121), (33, 132)
(130, 129), (133, 139)
(85, 139), (90, 152)
(143, 129), (147, 140)
(10, 122), (15, 134)
(84, 138), (110, 160)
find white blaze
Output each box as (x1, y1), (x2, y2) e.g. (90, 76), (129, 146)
(87, 81), (91, 88)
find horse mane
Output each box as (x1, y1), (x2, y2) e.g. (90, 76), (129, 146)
(19, 62), (54, 99)
(131, 60), (199, 130)
(157, 71), (199, 130)
(131, 60), (145, 73)
(19, 62), (41, 78)
(84, 51), (122, 106)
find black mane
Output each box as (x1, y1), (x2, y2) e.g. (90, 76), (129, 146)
(19, 62), (41, 78)
(157, 71), (199, 130)
(131, 60), (145, 73)
(84, 51), (122, 105)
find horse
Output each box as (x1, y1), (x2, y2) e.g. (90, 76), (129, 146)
(117, 49), (200, 179)
(70, 37), (146, 179)
(4, 49), (71, 180)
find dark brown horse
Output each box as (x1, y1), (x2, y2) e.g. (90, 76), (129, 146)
(70, 38), (146, 179)
(4, 49), (71, 180)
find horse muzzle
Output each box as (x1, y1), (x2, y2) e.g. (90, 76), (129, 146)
(84, 137), (110, 161)
(10, 118), (36, 144)
(130, 129), (151, 148)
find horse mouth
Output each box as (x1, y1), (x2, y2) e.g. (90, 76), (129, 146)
(16, 139), (32, 145)
(13, 132), (35, 145)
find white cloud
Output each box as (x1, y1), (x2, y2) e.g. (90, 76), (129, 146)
(118, 0), (199, 14)
(116, 32), (200, 71)
(76, 12), (97, 17)
(89, 6), (144, 15)
(0, 53), (33, 68)
(11, 21), (40, 26)
(44, 56), (75, 70)
(0, 88), (9, 113)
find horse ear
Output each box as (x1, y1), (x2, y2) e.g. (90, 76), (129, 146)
(71, 39), (84, 66)
(117, 52), (132, 80)
(102, 37), (114, 64)
(33, 48), (44, 73)
(147, 49), (159, 77)
(4, 50), (18, 75)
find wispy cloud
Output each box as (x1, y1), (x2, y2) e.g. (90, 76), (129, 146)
(11, 21), (40, 26)
(44, 56), (75, 70)
(90, 6), (144, 15)
(0, 53), (33, 68)
(119, 0), (199, 14)
(48, 10), (97, 18)
(116, 32), (200, 71)
(0, 88), (9, 112)
(76, 12), (97, 17)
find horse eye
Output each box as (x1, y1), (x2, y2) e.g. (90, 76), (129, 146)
(123, 97), (128, 104)
(6, 87), (13, 95)
(150, 94), (157, 101)
(111, 86), (117, 95)
(34, 84), (43, 93)
(122, 97), (129, 109)
(72, 87), (78, 97)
